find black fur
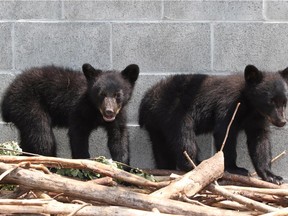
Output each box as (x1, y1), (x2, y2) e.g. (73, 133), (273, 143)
(1, 64), (139, 165)
(139, 65), (288, 184)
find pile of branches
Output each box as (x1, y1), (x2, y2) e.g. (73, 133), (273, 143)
(0, 151), (287, 216)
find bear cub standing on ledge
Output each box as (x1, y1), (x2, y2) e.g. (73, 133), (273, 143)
(1, 63), (139, 165)
(139, 65), (288, 184)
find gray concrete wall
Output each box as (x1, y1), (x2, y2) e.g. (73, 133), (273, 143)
(0, 0), (287, 179)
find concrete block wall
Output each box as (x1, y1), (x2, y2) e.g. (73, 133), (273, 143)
(0, 0), (287, 179)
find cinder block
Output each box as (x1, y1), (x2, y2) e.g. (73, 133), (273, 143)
(214, 23), (288, 72)
(64, 1), (161, 20)
(0, 124), (18, 144)
(265, 1), (288, 20)
(0, 1), (61, 20)
(14, 22), (111, 70)
(112, 23), (211, 72)
(164, 1), (262, 21)
(0, 73), (16, 122)
(0, 23), (12, 70)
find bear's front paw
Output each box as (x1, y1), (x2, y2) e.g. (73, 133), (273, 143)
(266, 174), (283, 185)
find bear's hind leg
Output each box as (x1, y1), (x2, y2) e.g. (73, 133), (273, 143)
(16, 112), (56, 156)
(166, 119), (198, 172)
(148, 129), (176, 170)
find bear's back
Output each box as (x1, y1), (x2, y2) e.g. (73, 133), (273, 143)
(2, 66), (88, 126)
(139, 73), (245, 133)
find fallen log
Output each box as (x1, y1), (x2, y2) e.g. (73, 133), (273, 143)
(150, 151), (224, 199)
(208, 183), (278, 213)
(223, 185), (288, 196)
(221, 172), (281, 189)
(0, 162), (247, 216)
(0, 155), (168, 188)
(261, 207), (288, 216)
(0, 199), (181, 216)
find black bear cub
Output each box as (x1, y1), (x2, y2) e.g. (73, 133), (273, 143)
(1, 63), (139, 165)
(139, 65), (288, 184)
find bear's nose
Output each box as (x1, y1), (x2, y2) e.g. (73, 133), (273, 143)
(105, 109), (114, 116)
(278, 119), (286, 127)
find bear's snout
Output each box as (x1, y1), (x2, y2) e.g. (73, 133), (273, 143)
(273, 118), (286, 127)
(100, 97), (120, 122)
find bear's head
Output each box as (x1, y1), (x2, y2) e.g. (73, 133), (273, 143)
(244, 64), (288, 127)
(82, 63), (139, 122)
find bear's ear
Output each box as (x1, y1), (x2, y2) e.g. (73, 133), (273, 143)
(82, 63), (102, 82)
(121, 64), (139, 85)
(280, 67), (288, 81)
(244, 64), (263, 85)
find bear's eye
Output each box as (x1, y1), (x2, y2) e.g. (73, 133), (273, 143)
(281, 100), (287, 108)
(99, 92), (107, 98)
(115, 92), (122, 99)
(272, 98), (287, 108)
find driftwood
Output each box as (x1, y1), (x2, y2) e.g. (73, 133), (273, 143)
(0, 199), (180, 216)
(0, 155), (287, 215)
(223, 185), (288, 196)
(0, 155), (168, 188)
(222, 172), (281, 189)
(262, 208), (288, 216)
(0, 161), (248, 216)
(150, 151), (224, 199)
(208, 183), (278, 213)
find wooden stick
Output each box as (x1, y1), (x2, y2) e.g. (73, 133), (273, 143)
(143, 169), (185, 176)
(89, 176), (117, 186)
(0, 162), (248, 216)
(271, 150), (286, 163)
(229, 190), (288, 205)
(150, 151), (224, 199)
(183, 151), (197, 168)
(211, 200), (249, 211)
(0, 147), (40, 156)
(0, 155), (167, 188)
(220, 102), (241, 151)
(221, 172), (281, 189)
(261, 208), (288, 216)
(0, 199), (181, 216)
(208, 184), (278, 213)
(222, 185), (288, 196)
